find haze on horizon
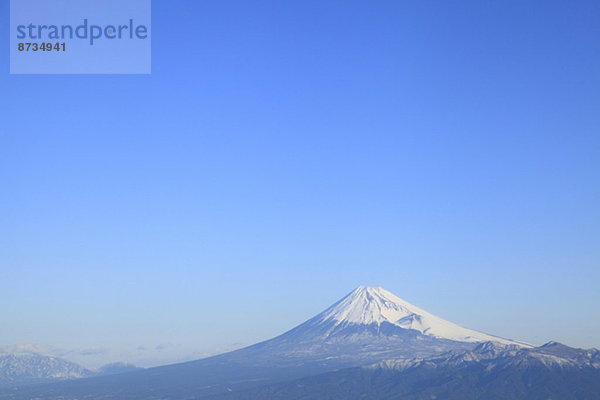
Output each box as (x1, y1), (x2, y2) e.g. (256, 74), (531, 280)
(1, 1), (599, 368)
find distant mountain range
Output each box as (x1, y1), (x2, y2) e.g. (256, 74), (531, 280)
(1, 286), (598, 399)
(0, 352), (141, 387)
(0, 353), (93, 387)
(208, 341), (600, 400)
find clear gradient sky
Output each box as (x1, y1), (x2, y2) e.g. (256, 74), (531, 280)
(1, 1), (599, 367)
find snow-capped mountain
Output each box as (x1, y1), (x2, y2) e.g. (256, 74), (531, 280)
(0, 351), (144, 387)
(306, 286), (521, 344)
(0, 353), (93, 387)
(234, 285), (526, 368)
(373, 340), (600, 371)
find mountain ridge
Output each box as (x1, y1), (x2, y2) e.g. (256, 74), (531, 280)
(0, 352), (143, 388)
(0, 353), (93, 387)
(208, 341), (600, 400)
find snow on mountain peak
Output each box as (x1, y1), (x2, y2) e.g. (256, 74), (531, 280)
(315, 286), (524, 345)
(317, 286), (415, 326)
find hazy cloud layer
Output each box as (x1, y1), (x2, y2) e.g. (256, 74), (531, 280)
(0, 342), (245, 368)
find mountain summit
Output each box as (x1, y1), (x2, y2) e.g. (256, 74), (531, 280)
(313, 286), (519, 344)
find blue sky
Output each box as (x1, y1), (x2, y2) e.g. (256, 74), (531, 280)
(1, 1), (599, 367)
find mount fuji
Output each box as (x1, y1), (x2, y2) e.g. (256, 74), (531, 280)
(3, 286), (529, 400)
(232, 286), (526, 371)
(283, 286), (521, 344)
